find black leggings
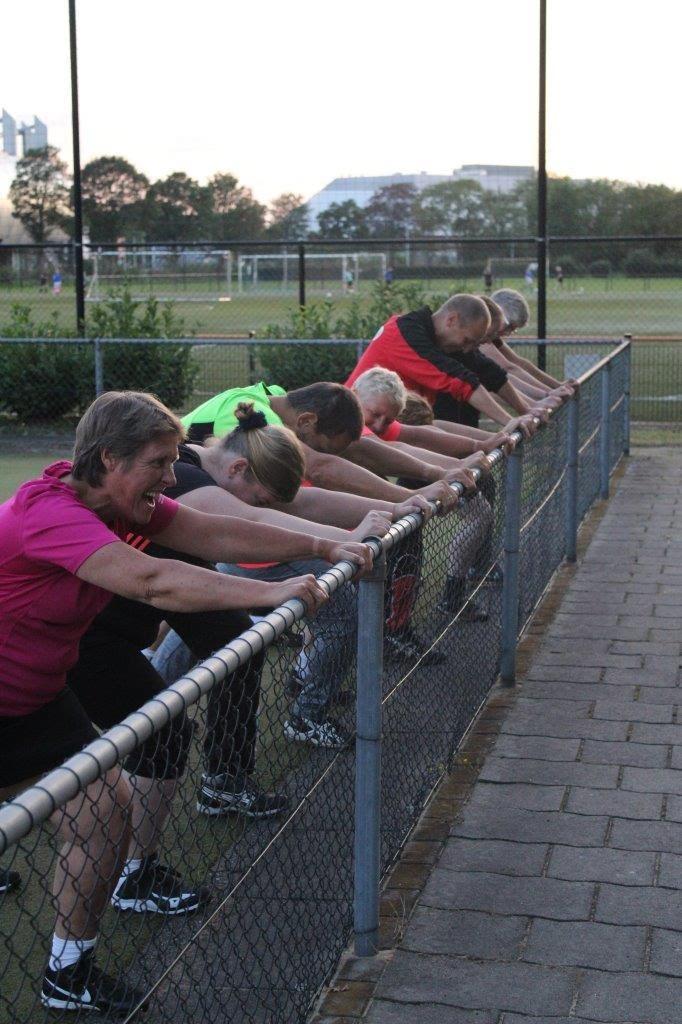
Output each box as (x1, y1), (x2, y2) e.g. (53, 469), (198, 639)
(68, 601), (263, 782)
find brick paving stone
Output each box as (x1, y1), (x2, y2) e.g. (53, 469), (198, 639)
(660, 797), (682, 824)
(437, 837), (549, 876)
(565, 788), (663, 820)
(401, 907), (528, 959)
(612, 641), (681, 656)
(522, 682), (637, 703)
(514, 697), (594, 717)
(522, 919), (647, 972)
(491, 735), (580, 761)
(629, 722), (682, 745)
(479, 757), (619, 790)
(610, 817), (682, 853)
(635, 686), (682, 705)
(451, 807), (608, 847)
(502, 1018), (602, 1024)
(420, 870), (594, 920)
(533, 652), (643, 669)
(465, 782), (566, 812)
(592, 701), (673, 723)
(547, 845), (656, 886)
(525, 665), (602, 683)
(373, 952), (579, 1017)
(365, 1001), (497, 1024)
(596, 884), (682, 929)
(502, 715), (628, 742)
(602, 667), (679, 687)
(576, 968), (682, 1023)
(580, 739), (668, 768)
(649, 928), (682, 978)
(655, 852), (682, 888)
(621, 766), (682, 794)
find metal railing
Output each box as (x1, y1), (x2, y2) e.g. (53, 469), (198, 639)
(0, 340), (629, 1024)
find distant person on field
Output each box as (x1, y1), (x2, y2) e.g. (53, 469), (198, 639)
(345, 268), (355, 292)
(483, 261), (493, 294)
(555, 264), (564, 287)
(52, 270), (62, 295)
(384, 266), (395, 285)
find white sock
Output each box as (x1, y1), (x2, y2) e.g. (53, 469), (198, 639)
(295, 649), (309, 680)
(49, 935), (96, 971)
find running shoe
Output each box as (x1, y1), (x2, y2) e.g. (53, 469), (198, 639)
(283, 714), (351, 749)
(111, 854), (210, 915)
(197, 774), (288, 819)
(41, 949), (147, 1014)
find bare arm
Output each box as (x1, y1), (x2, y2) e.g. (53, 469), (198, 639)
(77, 542), (326, 613)
(468, 383), (529, 424)
(342, 435), (442, 483)
(301, 444), (463, 510)
(496, 380), (534, 415)
(395, 423), (481, 458)
(277, 486), (433, 530)
(502, 339), (563, 389)
(175, 483), (353, 542)
(151, 503), (372, 570)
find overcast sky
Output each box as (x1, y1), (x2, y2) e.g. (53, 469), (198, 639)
(2, 0), (680, 205)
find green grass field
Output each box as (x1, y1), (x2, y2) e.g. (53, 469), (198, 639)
(2, 274), (682, 338)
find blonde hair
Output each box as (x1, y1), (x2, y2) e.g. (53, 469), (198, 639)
(352, 367), (407, 415)
(398, 392), (434, 426)
(217, 402), (305, 503)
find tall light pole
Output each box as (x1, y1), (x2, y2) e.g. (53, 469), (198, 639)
(537, 0), (548, 369)
(69, 0), (85, 334)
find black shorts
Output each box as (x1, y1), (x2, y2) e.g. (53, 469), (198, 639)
(0, 689), (98, 788)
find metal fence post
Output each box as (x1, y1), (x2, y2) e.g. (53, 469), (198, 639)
(94, 337), (104, 397)
(354, 550), (386, 957)
(298, 242), (306, 309)
(623, 337), (631, 456)
(500, 444), (523, 686)
(565, 395), (579, 562)
(599, 361), (612, 499)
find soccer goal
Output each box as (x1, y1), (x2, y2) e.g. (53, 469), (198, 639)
(86, 249), (234, 303)
(235, 252), (388, 296)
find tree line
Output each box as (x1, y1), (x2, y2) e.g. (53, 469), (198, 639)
(7, 146), (682, 248)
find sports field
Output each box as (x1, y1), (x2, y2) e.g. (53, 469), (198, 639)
(1, 275), (681, 338)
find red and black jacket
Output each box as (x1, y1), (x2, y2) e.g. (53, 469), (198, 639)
(345, 306), (507, 405)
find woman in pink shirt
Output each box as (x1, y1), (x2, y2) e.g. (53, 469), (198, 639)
(0, 390), (359, 1016)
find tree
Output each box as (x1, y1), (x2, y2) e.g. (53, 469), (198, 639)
(364, 183), (418, 237)
(81, 156), (149, 242)
(316, 199), (367, 239)
(267, 193), (309, 240)
(207, 173), (266, 239)
(414, 179), (489, 236)
(9, 146), (71, 242)
(144, 172), (212, 241)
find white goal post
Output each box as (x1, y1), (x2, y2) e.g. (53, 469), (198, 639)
(85, 249), (233, 303)
(235, 252), (388, 295)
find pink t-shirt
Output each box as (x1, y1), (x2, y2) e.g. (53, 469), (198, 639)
(361, 421), (402, 442)
(0, 461), (178, 716)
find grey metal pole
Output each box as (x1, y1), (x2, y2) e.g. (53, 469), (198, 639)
(94, 338), (104, 396)
(599, 362), (612, 499)
(623, 336), (631, 456)
(500, 444), (523, 685)
(354, 551), (386, 957)
(565, 395), (579, 562)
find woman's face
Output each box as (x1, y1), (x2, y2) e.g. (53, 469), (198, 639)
(102, 436), (178, 523)
(359, 393), (401, 436)
(222, 457), (276, 507)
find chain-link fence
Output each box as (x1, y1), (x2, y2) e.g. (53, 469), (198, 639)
(0, 341), (629, 1024)
(2, 234), (679, 445)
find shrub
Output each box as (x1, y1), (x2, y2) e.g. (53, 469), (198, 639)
(622, 248), (659, 277)
(88, 289), (199, 409)
(589, 259), (611, 278)
(0, 305), (92, 421)
(256, 281), (446, 389)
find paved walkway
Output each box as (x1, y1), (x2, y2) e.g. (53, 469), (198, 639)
(365, 450), (682, 1024)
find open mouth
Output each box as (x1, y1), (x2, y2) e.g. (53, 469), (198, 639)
(142, 491), (159, 509)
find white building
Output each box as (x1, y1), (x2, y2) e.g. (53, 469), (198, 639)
(305, 164), (534, 231)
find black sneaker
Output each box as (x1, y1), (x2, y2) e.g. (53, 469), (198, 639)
(0, 868), (20, 895)
(283, 714), (352, 749)
(41, 948), (147, 1015)
(197, 774), (288, 819)
(285, 671), (354, 708)
(437, 577), (488, 623)
(111, 855), (210, 915)
(384, 627), (447, 666)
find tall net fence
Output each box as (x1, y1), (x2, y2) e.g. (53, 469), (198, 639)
(0, 343), (629, 1024)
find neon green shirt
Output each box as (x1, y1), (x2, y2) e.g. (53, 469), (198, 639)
(181, 382), (286, 441)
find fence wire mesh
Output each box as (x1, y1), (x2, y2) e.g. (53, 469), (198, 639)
(0, 341), (628, 1024)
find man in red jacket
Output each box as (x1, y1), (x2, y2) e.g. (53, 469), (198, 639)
(346, 293), (539, 434)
